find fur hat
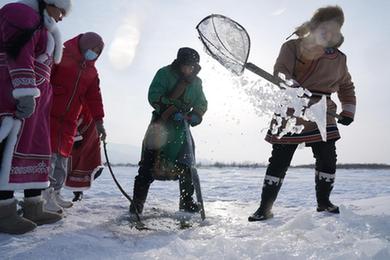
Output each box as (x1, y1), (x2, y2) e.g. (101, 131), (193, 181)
(309, 6), (344, 30)
(43, 0), (72, 15)
(292, 6), (344, 38)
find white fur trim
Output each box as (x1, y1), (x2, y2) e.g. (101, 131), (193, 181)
(0, 117), (14, 143)
(0, 119), (21, 190)
(19, 0), (72, 16)
(12, 88), (41, 99)
(64, 166), (104, 191)
(44, 0), (72, 15)
(43, 10), (63, 64)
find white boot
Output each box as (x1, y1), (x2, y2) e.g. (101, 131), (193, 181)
(42, 188), (63, 214)
(54, 190), (73, 209)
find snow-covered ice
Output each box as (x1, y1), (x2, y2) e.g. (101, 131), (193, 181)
(1, 166), (389, 259)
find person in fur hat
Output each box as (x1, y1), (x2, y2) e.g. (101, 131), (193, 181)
(0, 0), (72, 235)
(43, 32), (106, 213)
(129, 47), (208, 215)
(248, 6), (356, 221)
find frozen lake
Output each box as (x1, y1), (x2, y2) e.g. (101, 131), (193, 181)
(1, 166), (389, 259)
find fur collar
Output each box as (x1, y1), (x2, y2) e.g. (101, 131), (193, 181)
(18, 0), (63, 63)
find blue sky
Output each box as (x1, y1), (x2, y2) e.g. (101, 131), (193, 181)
(2, 0), (390, 164)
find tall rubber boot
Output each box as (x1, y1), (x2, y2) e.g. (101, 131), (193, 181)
(129, 174), (151, 215)
(0, 198), (37, 235)
(315, 171), (339, 214)
(179, 170), (199, 213)
(248, 175), (283, 221)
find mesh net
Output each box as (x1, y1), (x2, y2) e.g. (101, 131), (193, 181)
(196, 14), (250, 76)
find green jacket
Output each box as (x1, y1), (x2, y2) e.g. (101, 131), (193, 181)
(144, 65), (208, 168)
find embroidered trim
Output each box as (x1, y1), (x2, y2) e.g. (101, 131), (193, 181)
(316, 171), (335, 182)
(12, 78), (36, 87)
(264, 175), (283, 186)
(10, 161), (49, 175)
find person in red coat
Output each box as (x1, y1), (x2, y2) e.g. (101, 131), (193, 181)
(64, 105), (104, 202)
(44, 32), (106, 213)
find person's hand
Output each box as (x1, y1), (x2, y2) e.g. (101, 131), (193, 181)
(188, 112), (202, 127)
(338, 115), (353, 126)
(173, 112), (185, 121)
(95, 120), (106, 141)
(15, 96), (36, 119)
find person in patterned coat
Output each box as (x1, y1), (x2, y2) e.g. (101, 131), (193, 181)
(249, 6), (356, 221)
(0, 0), (72, 234)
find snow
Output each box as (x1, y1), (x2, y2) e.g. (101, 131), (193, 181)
(1, 167), (389, 259)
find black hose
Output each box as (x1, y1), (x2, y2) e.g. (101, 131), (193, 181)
(102, 141), (142, 222)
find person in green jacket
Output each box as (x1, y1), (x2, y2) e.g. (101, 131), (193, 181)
(130, 47), (208, 215)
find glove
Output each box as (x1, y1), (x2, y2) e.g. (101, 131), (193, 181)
(188, 112), (202, 127)
(95, 120), (106, 141)
(15, 96), (36, 119)
(173, 112), (185, 121)
(338, 115), (353, 126)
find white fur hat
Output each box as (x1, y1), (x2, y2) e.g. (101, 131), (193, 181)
(43, 0), (72, 15)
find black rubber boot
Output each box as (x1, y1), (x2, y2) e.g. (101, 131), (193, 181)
(72, 192), (83, 202)
(315, 171), (339, 214)
(248, 175), (283, 222)
(129, 175), (151, 215)
(178, 170), (199, 213)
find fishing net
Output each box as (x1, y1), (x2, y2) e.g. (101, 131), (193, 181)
(196, 14), (250, 76)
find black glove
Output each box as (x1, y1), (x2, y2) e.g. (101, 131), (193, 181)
(15, 96), (36, 119)
(338, 115), (353, 126)
(95, 121), (106, 141)
(188, 111), (203, 127)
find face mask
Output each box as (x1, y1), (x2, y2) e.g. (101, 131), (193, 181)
(84, 49), (98, 61)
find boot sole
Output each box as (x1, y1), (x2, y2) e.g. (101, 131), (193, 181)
(248, 213), (274, 222)
(316, 207), (340, 214)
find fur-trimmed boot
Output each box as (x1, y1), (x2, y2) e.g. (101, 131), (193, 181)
(248, 175), (283, 222)
(0, 198), (37, 235)
(22, 196), (62, 226)
(315, 171), (339, 214)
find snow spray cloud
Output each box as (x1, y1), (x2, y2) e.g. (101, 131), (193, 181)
(229, 69), (328, 139)
(108, 14), (140, 70)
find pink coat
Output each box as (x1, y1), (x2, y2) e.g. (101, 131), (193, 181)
(0, 3), (54, 190)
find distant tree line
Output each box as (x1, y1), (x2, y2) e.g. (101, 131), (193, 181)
(104, 162), (390, 170)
